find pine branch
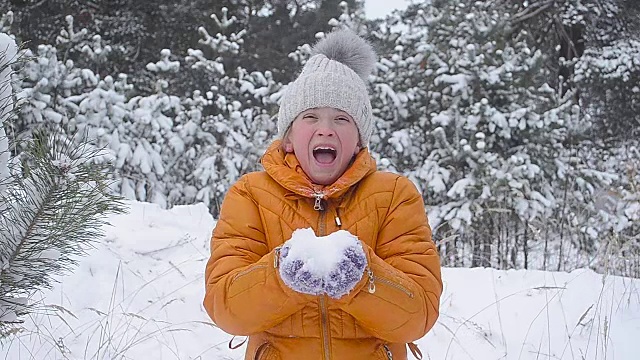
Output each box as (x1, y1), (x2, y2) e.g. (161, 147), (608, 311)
(510, 0), (555, 25)
(0, 130), (126, 336)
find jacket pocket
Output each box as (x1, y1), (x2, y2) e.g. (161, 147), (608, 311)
(254, 341), (281, 360)
(228, 265), (268, 298)
(375, 275), (414, 298)
(232, 264), (267, 284)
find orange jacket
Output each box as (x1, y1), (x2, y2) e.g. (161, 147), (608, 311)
(204, 140), (442, 360)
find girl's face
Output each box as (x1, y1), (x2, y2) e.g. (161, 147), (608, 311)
(283, 107), (360, 185)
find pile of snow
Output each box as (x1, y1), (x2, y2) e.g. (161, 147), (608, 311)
(1, 201), (639, 359)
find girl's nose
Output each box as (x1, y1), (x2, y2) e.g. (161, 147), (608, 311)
(316, 118), (336, 136)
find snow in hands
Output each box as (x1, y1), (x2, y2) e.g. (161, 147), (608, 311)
(278, 228), (367, 299)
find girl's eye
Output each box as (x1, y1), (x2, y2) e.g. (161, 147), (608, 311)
(337, 117), (350, 122)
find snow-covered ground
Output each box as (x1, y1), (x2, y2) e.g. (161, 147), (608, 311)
(2, 201), (639, 359)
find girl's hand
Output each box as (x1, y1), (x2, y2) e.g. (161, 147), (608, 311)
(278, 244), (324, 295)
(277, 228), (367, 298)
(323, 243), (367, 299)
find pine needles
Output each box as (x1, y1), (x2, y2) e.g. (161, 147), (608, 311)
(0, 129), (126, 337)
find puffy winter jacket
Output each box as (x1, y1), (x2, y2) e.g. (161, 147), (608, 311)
(204, 140), (442, 360)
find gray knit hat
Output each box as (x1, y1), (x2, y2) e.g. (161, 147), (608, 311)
(277, 29), (377, 147)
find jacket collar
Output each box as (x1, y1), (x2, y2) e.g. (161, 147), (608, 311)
(261, 140), (377, 200)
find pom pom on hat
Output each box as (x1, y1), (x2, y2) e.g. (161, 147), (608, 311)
(277, 29), (377, 147)
(311, 30), (377, 81)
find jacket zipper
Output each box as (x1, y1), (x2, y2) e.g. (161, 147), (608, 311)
(231, 264), (267, 284)
(314, 192), (324, 211)
(319, 294), (330, 360)
(314, 191), (331, 360)
(367, 268), (376, 293)
(383, 344), (393, 360)
(374, 276), (414, 298)
(274, 246), (282, 268)
(311, 192), (409, 360)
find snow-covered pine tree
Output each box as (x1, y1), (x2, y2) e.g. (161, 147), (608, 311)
(10, 14), (101, 143)
(503, 0), (640, 274)
(8, 14), (161, 207)
(575, 38), (640, 140)
(173, 8), (281, 215)
(55, 15), (89, 63)
(11, 44), (66, 133)
(118, 77), (181, 207)
(0, 31), (16, 198)
(166, 89), (211, 206)
(369, 0), (609, 271)
(0, 32), (20, 337)
(326, 0), (369, 34)
(366, 4), (431, 174)
(0, 130), (127, 339)
(66, 74), (133, 194)
(7, 9), (282, 215)
(0, 31), (126, 338)
(506, 0), (639, 141)
(62, 18), (111, 81)
(555, 140), (640, 277)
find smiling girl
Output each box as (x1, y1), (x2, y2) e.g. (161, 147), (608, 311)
(204, 29), (442, 360)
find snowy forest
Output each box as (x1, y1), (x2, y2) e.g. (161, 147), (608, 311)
(1, 0), (639, 343)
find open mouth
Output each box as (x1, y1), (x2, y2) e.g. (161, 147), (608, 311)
(313, 147), (337, 164)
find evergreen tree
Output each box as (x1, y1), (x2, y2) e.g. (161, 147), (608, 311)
(368, 0), (612, 270)
(171, 12), (282, 215)
(574, 37), (640, 140)
(0, 129), (126, 337)
(0, 31), (16, 196)
(0, 31), (126, 337)
(0, 0), (213, 78)
(506, 0), (640, 140)
(501, 0), (640, 271)
(6, 12), (121, 145)
(120, 77), (182, 206)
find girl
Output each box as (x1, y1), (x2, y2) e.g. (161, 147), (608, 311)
(204, 29), (442, 360)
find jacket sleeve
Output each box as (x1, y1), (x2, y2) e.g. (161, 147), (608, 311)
(203, 175), (313, 335)
(336, 176), (442, 343)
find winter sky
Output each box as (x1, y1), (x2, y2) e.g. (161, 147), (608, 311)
(364, 0), (411, 19)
